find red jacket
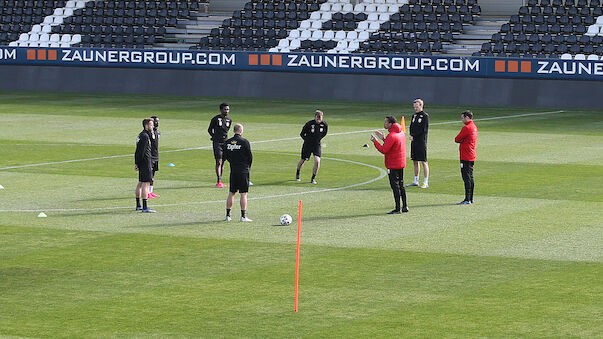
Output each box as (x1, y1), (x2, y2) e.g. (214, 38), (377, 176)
(455, 120), (478, 161)
(373, 123), (406, 169)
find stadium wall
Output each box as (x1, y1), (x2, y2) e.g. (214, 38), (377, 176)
(2, 64), (602, 109)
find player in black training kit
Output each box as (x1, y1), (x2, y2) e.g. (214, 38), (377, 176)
(408, 99), (430, 189)
(223, 123), (253, 222)
(135, 118), (155, 213)
(296, 110), (328, 184)
(148, 115), (160, 199)
(208, 103), (232, 188)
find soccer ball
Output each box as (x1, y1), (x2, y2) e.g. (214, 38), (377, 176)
(280, 214), (293, 226)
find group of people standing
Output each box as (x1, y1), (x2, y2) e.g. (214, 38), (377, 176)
(371, 98), (478, 213)
(134, 99), (477, 218)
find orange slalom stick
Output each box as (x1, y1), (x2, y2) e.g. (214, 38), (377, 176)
(400, 115), (406, 133)
(294, 200), (302, 312)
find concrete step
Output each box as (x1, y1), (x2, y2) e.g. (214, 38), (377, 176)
(153, 42), (196, 49)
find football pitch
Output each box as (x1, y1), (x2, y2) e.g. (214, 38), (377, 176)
(0, 91), (601, 338)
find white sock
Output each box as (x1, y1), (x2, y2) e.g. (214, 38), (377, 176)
(423, 178), (428, 186)
(149, 186), (153, 193)
(414, 176), (419, 184)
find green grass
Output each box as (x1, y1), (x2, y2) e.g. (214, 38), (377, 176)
(0, 91), (601, 338)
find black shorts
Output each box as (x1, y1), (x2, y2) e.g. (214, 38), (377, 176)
(301, 142), (321, 160)
(229, 170), (250, 193)
(411, 140), (427, 162)
(138, 164), (153, 183)
(213, 141), (224, 160)
(152, 161), (159, 173)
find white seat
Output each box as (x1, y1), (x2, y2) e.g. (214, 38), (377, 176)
(18, 42), (28, 46)
(586, 25), (599, 36)
(597, 17), (603, 25)
(601, 55), (603, 60)
(377, 5), (389, 12)
(66, 0), (76, 8)
(311, 30), (323, 40)
(43, 16), (53, 24)
(388, 4), (400, 12)
(60, 42), (70, 48)
(53, 16), (63, 24)
(39, 41), (51, 47)
(29, 33), (40, 42)
(386, 0), (399, 4)
(367, 13), (379, 21)
(353, 4), (365, 12)
(587, 54), (599, 60)
(321, 12), (332, 21)
(357, 22), (369, 31)
(28, 41), (40, 47)
(560, 53), (572, 59)
(374, 0), (386, 3)
(310, 12), (321, 20)
(323, 30), (335, 40)
(280, 47), (290, 52)
(54, 8), (64, 16)
(269, 47), (279, 52)
(40, 34), (50, 42)
(299, 21), (311, 30)
(331, 3), (343, 12)
(311, 21), (322, 30)
(300, 30), (311, 39)
(358, 31), (370, 40)
(289, 39), (301, 49)
(334, 31), (346, 41)
(42, 25), (52, 33)
(278, 39), (289, 48)
(8, 41), (18, 46)
(365, 4), (377, 13)
(64, 8), (74, 16)
(31, 25), (42, 33)
(574, 53), (586, 60)
(60, 34), (71, 43)
(379, 13), (390, 21)
(369, 21), (381, 30)
(18, 33), (29, 42)
(320, 3), (331, 11)
(50, 42), (60, 47)
(327, 49), (337, 54)
(342, 4), (353, 12)
(50, 33), (60, 42)
(289, 30), (300, 39)
(71, 34), (81, 44)
(346, 31), (358, 41)
(347, 41), (359, 51)
(335, 40), (348, 50)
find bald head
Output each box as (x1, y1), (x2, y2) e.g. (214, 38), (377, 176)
(234, 123), (243, 134)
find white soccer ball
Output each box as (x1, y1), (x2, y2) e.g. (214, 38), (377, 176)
(280, 214), (293, 226)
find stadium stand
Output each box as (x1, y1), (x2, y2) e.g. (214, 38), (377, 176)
(193, 0), (482, 54)
(0, 0), (209, 48)
(474, 0), (603, 59)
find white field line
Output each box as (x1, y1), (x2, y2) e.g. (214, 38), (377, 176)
(0, 154), (387, 213)
(0, 110), (565, 172)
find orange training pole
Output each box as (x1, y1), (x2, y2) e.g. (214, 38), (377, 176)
(294, 200), (302, 312)
(400, 115), (406, 132)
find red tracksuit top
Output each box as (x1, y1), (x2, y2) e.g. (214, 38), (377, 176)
(455, 120), (478, 161)
(373, 123), (406, 169)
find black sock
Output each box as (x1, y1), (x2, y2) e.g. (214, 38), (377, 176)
(311, 174), (316, 180)
(226, 209), (231, 217)
(136, 198), (141, 208)
(241, 210), (246, 218)
(142, 199), (148, 209)
(296, 169), (300, 177)
(217, 175), (221, 182)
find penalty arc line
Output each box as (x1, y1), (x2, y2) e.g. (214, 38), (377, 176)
(0, 109), (565, 172)
(0, 155), (387, 213)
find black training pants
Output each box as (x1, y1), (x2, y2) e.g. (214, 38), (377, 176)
(460, 160), (475, 202)
(388, 169), (408, 211)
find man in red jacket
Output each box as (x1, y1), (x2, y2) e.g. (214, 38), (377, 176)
(371, 116), (409, 214)
(454, 110), (478, 205)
